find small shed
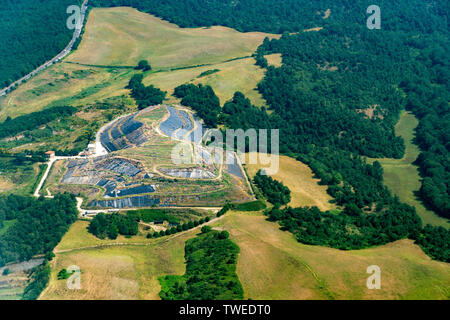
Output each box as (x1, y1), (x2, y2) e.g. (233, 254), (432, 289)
(45, 151), (55, 159)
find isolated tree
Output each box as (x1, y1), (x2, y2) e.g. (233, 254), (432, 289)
(218, 231), (229, 239)
(201, 226), (212, 233)
(136, 60), (151, 71)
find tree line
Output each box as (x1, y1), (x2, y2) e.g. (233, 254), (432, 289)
(253, 170), (290, 206)
(0, 0), (75, 87)
(127, 74), (166, 110)
(0, 106), (76, 139)
(88, 212), (139, 239)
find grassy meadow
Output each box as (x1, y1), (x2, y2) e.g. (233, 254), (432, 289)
(40, 212), (450, 300)
(217, 211), (450, 300)
(1, 7), (278, 123)
(265, 53), (283, 67)
(368, 111), (449, 228)
(244, 153), (335, 211)
(68, 7), (279, 69)
(145, 57), (267, 106)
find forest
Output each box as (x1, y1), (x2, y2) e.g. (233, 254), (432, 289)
(158, 227), (243, 300)
(0, 0), (76, 87)
(174, 84), (221, 128)
(88, 212), (139, 239)
(127, 74), (166, 109)
(0, 193), (78, 266)
(253, 170), (291, 206)
(0, 106), (76, 139)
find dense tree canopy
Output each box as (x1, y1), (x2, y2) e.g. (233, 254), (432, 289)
(136, 60), (152, 71)
(127, 74), (166, 109)
(88, 212), (139, 239)
(174, 84), (221, 127)
(0, 106), (76, 139)
(253, 170), (291, 206)
(0, 0), (447, 270)
(159, 229), (243, 300)
(0, 0), (75, 87)
(0, 193), (78, 266)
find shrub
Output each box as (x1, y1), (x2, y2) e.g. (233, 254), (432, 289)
(234, 200), (266, 211)
(169, 227), (177, 234)
(218, 231), (230, 239)
(57, 269), (73, 280)
(201, 226), (212, 233)
(136, 60), (152, 71)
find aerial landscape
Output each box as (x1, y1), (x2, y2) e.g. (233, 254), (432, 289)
(0, 0), (448, 308)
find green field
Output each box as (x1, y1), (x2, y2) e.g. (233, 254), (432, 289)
(0, 220), (17, 236)
(144, 57), (268, 106)
(217, 211), (449, 300)
(245, 153), (335, 211)
(0, 158), (43, 195)
(69, 7), (278, 69)
(40, 212), (450, 300)
(265, 53), (282, 67)
(0, 7), (278, 122)
(368, 111), (449, 228)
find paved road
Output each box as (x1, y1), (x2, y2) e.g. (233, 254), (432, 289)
(0, 0), (89, 97)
